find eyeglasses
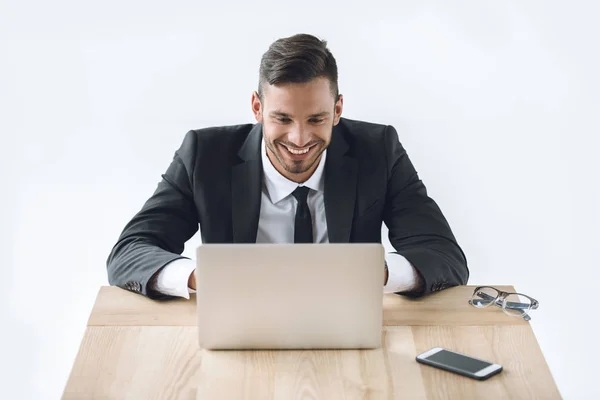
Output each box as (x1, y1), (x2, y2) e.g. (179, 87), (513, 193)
(468, 286), (539, 321)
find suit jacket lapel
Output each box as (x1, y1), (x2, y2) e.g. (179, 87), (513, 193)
(232, 123), (263, 243)
(324, 124), (357, 243)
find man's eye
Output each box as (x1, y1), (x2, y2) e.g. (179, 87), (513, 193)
(277, 118), (291, 123)
(310, 119), (324, 124)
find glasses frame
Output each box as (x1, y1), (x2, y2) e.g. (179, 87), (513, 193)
(468, 286), (539, 321)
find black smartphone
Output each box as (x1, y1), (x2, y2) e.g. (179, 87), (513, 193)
(416, 347), (503, 380)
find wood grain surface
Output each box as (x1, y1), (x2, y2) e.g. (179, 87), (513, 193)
(63, 326), (201, 400)
(64, 285), (559, 399)
(63, 325), (560, 399)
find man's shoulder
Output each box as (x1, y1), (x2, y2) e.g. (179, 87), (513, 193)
(338, 117), (389, 133)
(337, 117), (393, 142)
(336, 117), (395, 151)
(189, 123), (256, 142)
(173, 123), (256, 166)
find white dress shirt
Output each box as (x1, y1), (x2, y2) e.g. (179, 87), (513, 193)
(153, 139), (419, 299)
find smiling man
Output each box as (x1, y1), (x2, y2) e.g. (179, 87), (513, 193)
(106, 33), (469, 299)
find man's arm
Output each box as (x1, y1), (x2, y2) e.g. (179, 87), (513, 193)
(382, 125), (468, 297)
(106, 130), (200, 299)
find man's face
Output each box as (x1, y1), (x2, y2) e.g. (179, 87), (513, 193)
(252, 77), (343, 183)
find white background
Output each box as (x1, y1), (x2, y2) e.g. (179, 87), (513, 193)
(1, 0), (598, 398)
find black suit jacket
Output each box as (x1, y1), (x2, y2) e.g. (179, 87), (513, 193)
(107, 117), (468, 299)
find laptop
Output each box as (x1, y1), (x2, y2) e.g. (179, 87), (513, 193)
(195, 243), (384, 350)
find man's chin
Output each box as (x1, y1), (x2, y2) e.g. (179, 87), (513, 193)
(282, 161), (312, 175)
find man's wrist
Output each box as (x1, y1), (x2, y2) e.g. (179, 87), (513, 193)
(384, 262), (389, 285)
(188, 270), (196, 290)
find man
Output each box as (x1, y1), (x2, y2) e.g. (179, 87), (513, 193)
(107, 33), (468, 300)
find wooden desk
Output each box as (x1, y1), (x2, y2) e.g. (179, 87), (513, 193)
(63, 285), (560, 399)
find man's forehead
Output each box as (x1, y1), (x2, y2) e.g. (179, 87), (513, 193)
(261, 81), (335, 116)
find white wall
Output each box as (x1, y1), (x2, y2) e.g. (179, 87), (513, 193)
(1, 1), (598, 398)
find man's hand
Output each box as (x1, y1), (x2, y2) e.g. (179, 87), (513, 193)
(384, 264), (389, 285)
(188, 270), (196, 290)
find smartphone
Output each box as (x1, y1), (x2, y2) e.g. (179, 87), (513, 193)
(416, 347), (503, 380)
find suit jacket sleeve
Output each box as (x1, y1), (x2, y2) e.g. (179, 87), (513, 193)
(382, 125), (469, 296)
(106, 130), (199, 299)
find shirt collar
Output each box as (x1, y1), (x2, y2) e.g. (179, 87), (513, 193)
(261, 138), (327, 204)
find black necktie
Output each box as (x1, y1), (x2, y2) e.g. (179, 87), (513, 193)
(292, 186), (313, 243)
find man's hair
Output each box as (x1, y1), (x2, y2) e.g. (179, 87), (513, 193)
(258, 33), (339, 100)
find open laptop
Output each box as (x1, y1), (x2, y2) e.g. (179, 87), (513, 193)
(195, 243), (384, 350)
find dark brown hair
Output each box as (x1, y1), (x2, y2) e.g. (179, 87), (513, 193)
(258, 34), (339, 99)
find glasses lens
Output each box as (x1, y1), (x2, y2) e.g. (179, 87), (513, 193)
(470, 287), (499, 308)
(503, 294), (533, 317)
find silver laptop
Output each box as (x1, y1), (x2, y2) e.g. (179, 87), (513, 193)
(195, 243), (384, 350)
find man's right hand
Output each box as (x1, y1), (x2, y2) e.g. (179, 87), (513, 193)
(188, 270), (196, 290)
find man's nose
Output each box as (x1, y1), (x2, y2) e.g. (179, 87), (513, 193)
(287, 126), (312, 147)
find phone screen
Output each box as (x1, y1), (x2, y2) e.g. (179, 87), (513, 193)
(425, 349), (492, 373)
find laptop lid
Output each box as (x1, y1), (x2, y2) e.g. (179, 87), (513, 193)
(195, 243), (384, 350)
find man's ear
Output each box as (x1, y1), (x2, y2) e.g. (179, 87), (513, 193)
(251, 91), (262, 123)
(333, 94), (344, 125)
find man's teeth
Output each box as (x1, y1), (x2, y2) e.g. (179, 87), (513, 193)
(286, 146), (310, 155)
